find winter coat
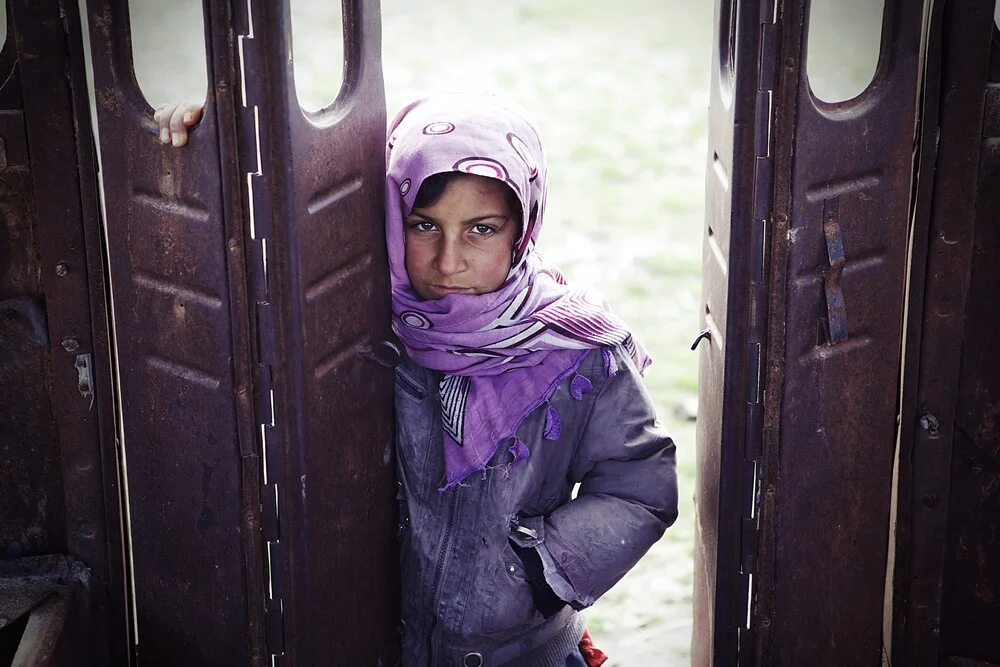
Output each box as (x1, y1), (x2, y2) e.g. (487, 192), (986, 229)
(394, 344), (678, 667)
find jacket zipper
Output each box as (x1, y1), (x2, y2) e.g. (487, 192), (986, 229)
(395, 368), (425, 400)
(429, 489), (460, 662)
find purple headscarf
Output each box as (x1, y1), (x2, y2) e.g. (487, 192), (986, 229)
(386, 93), (649, 489)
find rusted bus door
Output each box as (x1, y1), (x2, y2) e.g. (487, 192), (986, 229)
(239, 1), (399, 664)
(1, 1), (126, 664)
(84, 0), (265, 663)
(754, 0), (924, 664)
(693, 0), (773, 663)
(890, 1), (1000, 664)
(83, 0), (394, 663)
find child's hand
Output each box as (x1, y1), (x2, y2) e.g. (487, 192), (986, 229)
(153, 101), (204, 147)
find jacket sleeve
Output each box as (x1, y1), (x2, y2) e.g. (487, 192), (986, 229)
(531, 346), (679, 608)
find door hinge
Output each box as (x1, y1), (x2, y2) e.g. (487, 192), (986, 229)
(236, 0), (284, 663)
(739, 6), (780, 653)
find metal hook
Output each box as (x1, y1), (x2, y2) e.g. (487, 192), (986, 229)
(359, 340), (402, 368)
(690, 328), (712, 351)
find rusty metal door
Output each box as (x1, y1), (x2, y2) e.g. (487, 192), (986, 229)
(889, 1), (1000, 665)
(696, 0), (925, 664)
(1, 1), (126, 664)
(756, 0), (923, 664)
(85, 0), (265, 661)
(693, 0), (773, 663)
(84, 0), (396, 664)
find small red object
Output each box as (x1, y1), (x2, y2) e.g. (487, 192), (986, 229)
(579, 629), (609, 667)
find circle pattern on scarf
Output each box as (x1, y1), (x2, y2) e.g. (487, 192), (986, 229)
(399, 178), (411, 196)
(423, 122), (456, 135)
(453, 157), (509, 181)
(507, 132), (537, 179)
(400, 310), (433, 329)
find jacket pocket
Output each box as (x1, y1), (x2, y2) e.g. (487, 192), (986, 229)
(395, 481), (410, 543)
(478, 537), (544, 638)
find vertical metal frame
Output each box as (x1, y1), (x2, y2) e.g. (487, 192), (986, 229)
(235, 0), (398, 664)
(83, 0), (264, 663)
(759, 0), (924, 663)
(693, 0), (772, 663)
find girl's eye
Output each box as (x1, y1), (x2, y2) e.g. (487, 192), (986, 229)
(407, 220), (436, 232)
(471, 224), (496, 235)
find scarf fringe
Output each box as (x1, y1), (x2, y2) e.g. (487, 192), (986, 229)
(570, 372), (593, 400)
(440, 347), (625, 490)
(543, 402), (563, 440)
(508, 436), (531, 465)
(602, 346), (619, 377)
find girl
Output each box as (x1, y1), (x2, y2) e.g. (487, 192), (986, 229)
(385, 93), (677, 667)
(156, 92), (678, 667)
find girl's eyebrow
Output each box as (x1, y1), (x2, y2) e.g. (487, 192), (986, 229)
(406, 212), (511, 225)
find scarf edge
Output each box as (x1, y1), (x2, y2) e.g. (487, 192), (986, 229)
(439, 348), (593, 491)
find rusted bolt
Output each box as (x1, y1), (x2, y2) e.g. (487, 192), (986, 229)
(761, 616), (771, 628)
(921, 493), (939, 509)
(766, 485), (776, 496)
(919, 413), (940, 437)
(228, 238), (238, 250)
(55, 263), (68, 277)
(62, 337), (80, 352)
(775, 212), (788, 224)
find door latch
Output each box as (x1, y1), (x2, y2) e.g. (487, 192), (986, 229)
(823, 198), (849, 345)
(75, 353), (94, 409)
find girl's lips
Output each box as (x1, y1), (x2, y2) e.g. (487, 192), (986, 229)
(433, 285), (475, 294)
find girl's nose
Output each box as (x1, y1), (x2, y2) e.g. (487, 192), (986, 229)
(434, 238), (465, 276)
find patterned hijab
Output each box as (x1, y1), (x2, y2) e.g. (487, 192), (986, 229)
(386, 92), (649, 489)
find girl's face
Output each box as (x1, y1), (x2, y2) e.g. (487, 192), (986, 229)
(404, 173), (519, 300)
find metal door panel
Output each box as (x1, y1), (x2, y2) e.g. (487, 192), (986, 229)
(887, 2), (995, 664)
(0, 119), (66, 559)
(933, 8), (1000, 662)
(11, 1), (128, 663)
(84, 1), (263, 663)
(1, 2), (126, 663)
(240, 0), (398, 663)
(0, 16), (65, 562)
(694, 0), (769, 664)
(760, 0), (923, 663)
(938, 98), (1000, 658)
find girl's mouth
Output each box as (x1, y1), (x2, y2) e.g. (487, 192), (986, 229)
(433, 285), (475, 295)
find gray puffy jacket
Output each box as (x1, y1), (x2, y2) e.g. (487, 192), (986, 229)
(394, 345), (678, 667)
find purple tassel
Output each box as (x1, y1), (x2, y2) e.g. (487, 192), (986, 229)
(543, 403), (563, 440)
(508, 437), (530, 465)
(570, 373), (593, 400)
(602, 347), (619, 377)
